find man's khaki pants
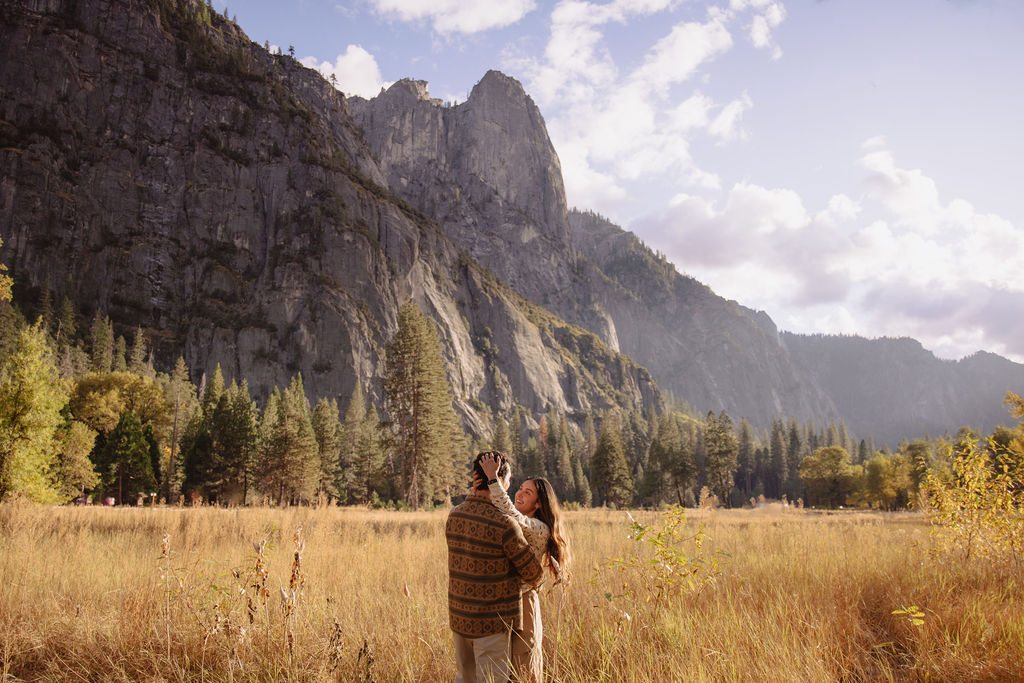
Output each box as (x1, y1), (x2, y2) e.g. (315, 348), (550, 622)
(453, 630), (511, 683)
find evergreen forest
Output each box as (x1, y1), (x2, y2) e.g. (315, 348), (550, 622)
(2, 240), (1022, 511)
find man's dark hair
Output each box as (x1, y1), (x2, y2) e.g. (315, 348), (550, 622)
(473, 450), (510, 491)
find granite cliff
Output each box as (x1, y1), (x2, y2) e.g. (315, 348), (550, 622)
(349, 75), (1023, 444)
(0, 0), (658, 435)
(351, 77), (841, 429)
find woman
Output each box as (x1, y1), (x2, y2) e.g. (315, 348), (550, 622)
(480, 453), (572, 683)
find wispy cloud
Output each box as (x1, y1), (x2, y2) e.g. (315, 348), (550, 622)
(368, 0), (537, 35)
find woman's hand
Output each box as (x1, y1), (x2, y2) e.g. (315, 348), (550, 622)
(480, 453), (501, 480)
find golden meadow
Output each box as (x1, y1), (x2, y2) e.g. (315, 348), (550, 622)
(1, 503), (1021, 682)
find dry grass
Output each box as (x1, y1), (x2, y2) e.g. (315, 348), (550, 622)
(0, 502), (1021, 681)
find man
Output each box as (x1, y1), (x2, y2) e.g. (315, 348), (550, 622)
(446, 451), (543, 683)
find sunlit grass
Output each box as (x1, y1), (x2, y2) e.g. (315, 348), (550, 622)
(0, 502), (1020, 681)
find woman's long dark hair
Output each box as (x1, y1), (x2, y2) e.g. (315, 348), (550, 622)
(529, 477), (572, 583)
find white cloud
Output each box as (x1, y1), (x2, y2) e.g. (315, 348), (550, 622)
(631, 17), (733, 94)
(301, 45), (388, 98)
(633, 142), (1024, 361)
(506, 0), (783, 218)
(861, 148), (944, 232)
(815, 194), (861, 225)
(559, 140), (628, 213)
(369, 0), (537, 34)
(708, 92), (752, 141)
(748, 1), (785, 58)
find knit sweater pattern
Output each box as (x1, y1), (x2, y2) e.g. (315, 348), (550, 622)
(446, 494), (542, 638)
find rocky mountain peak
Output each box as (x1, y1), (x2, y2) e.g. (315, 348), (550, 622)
(460, 70), (568, 232)
(379, 78), (438, 105)
(349, 69), (574, 305)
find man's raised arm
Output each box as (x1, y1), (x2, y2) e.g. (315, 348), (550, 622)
(503, 523), (542, 588)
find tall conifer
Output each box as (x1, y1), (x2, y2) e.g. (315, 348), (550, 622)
(705, 410), (738, 506)
(382, 301), (463, 508)
(591, 413), (633, 507)
(312, 397), (341, 500)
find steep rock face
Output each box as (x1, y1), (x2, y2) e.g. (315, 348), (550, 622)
(349, 73), (575, 308)
(351, 77), (842, 429)
(782, 335), (1024, 445)
(351, 73), (1024, 440)
(0, 0), (658, 432)
(566, 211), (840, 426)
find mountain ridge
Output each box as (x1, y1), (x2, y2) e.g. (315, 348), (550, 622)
(1, 0), (1020, 446)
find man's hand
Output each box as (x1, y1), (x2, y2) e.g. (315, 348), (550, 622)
(480, 453), (502, 481)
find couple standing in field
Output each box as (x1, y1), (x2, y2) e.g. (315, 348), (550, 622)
(445, 451), (572, 683)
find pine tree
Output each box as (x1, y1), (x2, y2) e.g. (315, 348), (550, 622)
(826, 421), (839, 448)
(113, 335), (128, 372)
(56, 295), (76, 352)
(201, 365), (225, 416)
(591, 414), (633, 507)
(276, 375), (319, 504)
(162, 357), (196, 502)
(581, 412), (597, 480)
(552, 420), (575, 500)
(753, 445), (770, 498)
(643, 412), (672, 505)
(0, 322), (68, 502)
(492, 417), (510, 456)
(838, 420), (851, 456)
(785, 419), (805, 501)
(705, 410), (738, 507)
(208, 380), (257, 504)
(509, 406), (525, 473)
(129, 327), (150, 376)
(535, 414), (551, 479)
(382, 301), (464, 507)
(252, 378), (319, 505)
(38, 281), (54, 336)
(96, 412), (155, 505)
(857, 439), (870, 465)
(647, 413), (696, 505)
(89, 312), (114, 373)
(623, 410), (651, 473)
(768, 418), (787, 499)
(571, 451), (591, 506)
(253, 388), (284, 503)
(338, 382), (366, 502)
(179, 405), (212, 503)
(736, 417), (754, 502)
(179, 366), (236, 504)
(312, 397), (341, 500)
(358, 403), (388, 502)
(547, 407), (561, 474)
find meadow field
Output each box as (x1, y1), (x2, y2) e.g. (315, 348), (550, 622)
(1, 502), (1021, 682)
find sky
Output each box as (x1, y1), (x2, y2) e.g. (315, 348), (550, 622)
(226, 0), (1024, 364)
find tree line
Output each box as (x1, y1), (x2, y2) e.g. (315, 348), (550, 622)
(2, 249), (1021, 510)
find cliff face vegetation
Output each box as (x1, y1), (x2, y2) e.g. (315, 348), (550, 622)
(0, 0), (658, 436)
(1, 0), (1020, 443)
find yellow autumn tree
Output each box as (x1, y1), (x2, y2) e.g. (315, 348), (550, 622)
(924, 392), (1024, 571)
